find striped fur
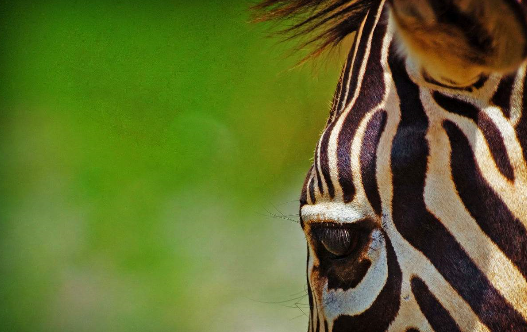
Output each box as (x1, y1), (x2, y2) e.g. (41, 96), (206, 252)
(259, 0), (527, 330)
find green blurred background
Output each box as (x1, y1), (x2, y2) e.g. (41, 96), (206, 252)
(0, 1), (342, 331)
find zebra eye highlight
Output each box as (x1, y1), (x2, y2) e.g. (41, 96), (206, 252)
(312, 225), (361, 258)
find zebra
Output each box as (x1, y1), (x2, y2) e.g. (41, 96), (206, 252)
(255, 0), (527, 331)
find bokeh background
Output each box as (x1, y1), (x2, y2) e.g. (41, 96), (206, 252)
(0, 1), (343, 331)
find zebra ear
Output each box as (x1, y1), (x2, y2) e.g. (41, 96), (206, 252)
(390, 0), (527, 86)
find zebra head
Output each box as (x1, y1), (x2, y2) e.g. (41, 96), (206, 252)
(256, 0), (527, 331)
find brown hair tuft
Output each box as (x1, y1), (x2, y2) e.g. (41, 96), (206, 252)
(252, 0), (377, 60)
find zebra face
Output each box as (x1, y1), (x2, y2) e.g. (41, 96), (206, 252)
(255, 0), (527, 329)
(296, 1), (527, 328)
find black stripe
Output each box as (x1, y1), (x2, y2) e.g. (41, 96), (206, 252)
(307, 249), (314, 332)
(312, 260), (320, 332)
(360, 110), (387, 215)
(389, 46), (527, 331)
(517, 72), (527, 161)
(314, 141), (325, 195)
(319, 126), (336, 199)
(309, 176), (316, 204)
(444, 120), (527, 280)
(472, 75), (488, 89)
(492, 74), (515, 119)
(433, 92), (514, 181)
(330, 59), (346, 121)
(315, 307), (320, 332)
(411, 277), (461, 332)
(324, 258), (371, 291)
(300, 166), (312, 207)
(476, 112), (515, 181)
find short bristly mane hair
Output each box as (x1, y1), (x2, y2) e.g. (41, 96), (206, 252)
(252, 0), (377, 60)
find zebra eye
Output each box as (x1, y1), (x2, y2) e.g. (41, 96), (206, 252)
(312, 225), (361, 258)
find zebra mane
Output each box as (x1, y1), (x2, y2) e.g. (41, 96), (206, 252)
(252, 0), (377, 59)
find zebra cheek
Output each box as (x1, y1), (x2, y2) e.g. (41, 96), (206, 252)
(320, 229), (390, 321)
(308, 228), (388, 317)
